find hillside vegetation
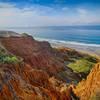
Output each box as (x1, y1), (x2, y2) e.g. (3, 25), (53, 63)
(0, 46), (21, 64)
(67, 56), (97, 74)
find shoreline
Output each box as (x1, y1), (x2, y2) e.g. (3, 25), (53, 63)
(35, 37), (100, 58)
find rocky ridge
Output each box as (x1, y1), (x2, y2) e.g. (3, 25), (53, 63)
(73, 62), (100, 100)
(0, 31), (78, 100)
(0, 32), (81, 82)
(0, 43), (72, 100)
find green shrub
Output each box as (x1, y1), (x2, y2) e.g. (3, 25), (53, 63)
(0, 53), (20, 64)
(67, 58), (95, 74)
(3, 56), (20, 63)
(0, 47), (22, 64)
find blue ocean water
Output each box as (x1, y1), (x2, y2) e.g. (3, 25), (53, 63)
(2, 25), (100, 45)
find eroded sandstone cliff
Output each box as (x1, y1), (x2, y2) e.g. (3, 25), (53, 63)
(0, 31), (99, 100)
(0, 34), (81, 82)
(0, 41), (73, 100)
(0, 61), (73, 100)
(0, 32), (76, 100)
(73, 62), (100, 100)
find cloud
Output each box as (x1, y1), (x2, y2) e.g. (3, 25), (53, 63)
(77, 8), (87, 16)
(76, 8), (100, 24)
(0, 2), (15, 8)
(0, 2), (100, 27)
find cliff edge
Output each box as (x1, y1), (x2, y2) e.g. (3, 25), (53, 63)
(73, 62), (100, 100)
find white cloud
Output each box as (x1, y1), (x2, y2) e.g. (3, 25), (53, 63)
(76, 8), (100, 24)
(77, 8), (87, 15)
(0, 3), (100, 27)
(0, 2), (15, 8)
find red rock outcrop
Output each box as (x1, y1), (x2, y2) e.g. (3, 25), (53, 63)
(0, 36), (64, 74)
(0, 61), (72, 100)
(0, 37), (71, 100)
(0, 32), (87, 99)
(73, 62), (100, 100)
(0, 36), (81, 82)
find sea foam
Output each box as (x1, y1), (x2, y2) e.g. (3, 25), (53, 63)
(35, 37), (100, 47)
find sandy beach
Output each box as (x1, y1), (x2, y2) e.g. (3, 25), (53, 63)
(52, 42), (100, 57)
(35, 37), (100, 57)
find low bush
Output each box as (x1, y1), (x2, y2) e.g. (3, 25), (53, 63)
(67, 58), (95, 74)
(0, 53), (20, 64)
(3, 56), (20, 63)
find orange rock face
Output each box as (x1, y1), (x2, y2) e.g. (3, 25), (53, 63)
(73, 62), (100, 100)
(0, 62), (72, 100)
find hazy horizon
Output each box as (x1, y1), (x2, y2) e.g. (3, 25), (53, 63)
(0, 24), (100, 28)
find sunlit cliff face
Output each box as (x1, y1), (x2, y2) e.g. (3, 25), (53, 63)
(73, 62), (100, 100)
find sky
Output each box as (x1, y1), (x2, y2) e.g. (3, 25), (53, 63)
(0, 0), (100, 27)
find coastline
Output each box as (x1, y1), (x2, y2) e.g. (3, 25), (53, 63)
(35, 37), (100, 58)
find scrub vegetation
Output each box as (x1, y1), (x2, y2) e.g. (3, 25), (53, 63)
(67, 56), (98, 74)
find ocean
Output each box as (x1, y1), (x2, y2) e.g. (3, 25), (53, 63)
(1, 25), (100, 46)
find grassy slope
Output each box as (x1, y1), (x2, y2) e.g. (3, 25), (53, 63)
(67, 56), (98, 74)
(68, 58), (94, 74)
